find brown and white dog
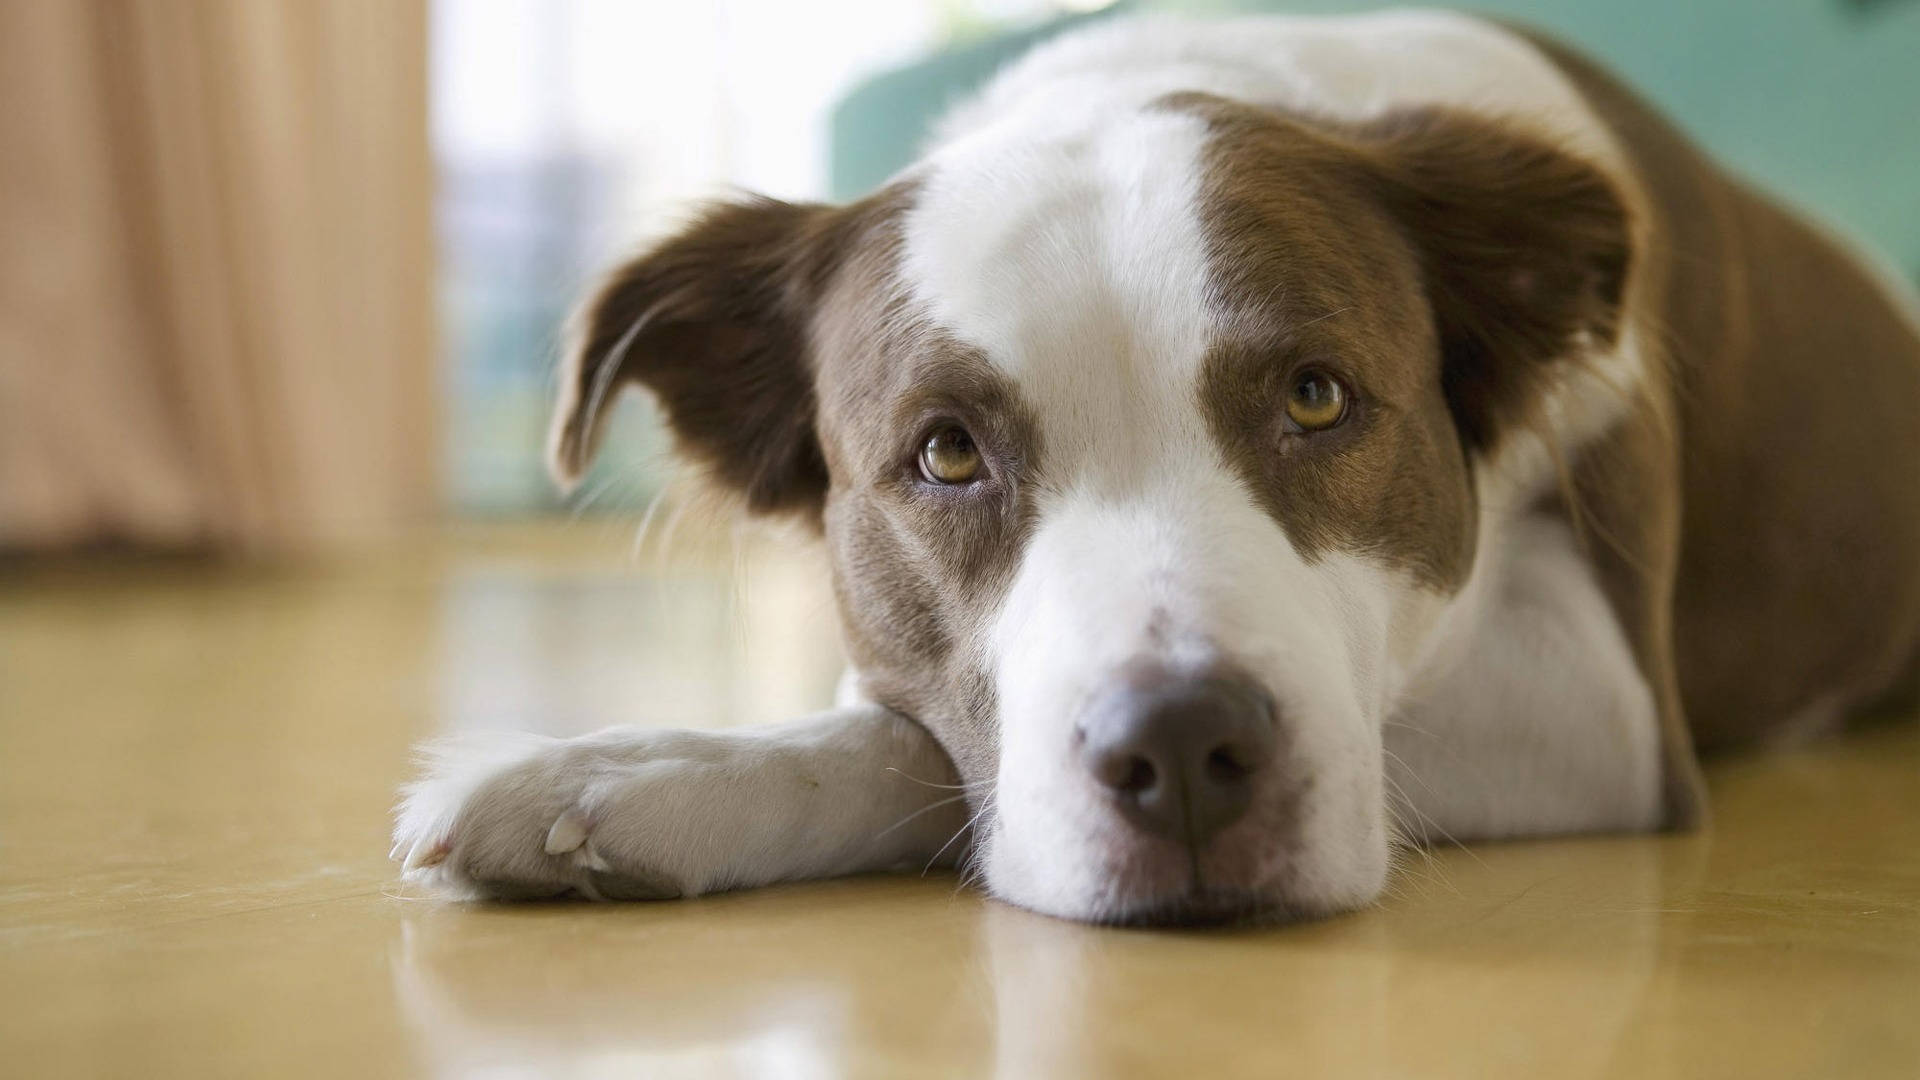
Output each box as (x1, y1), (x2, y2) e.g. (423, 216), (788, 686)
(394, 12), (1920, 924)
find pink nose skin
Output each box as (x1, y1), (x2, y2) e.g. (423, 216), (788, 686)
(1075, 673), (1278, 849)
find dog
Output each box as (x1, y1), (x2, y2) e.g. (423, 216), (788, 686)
(393, 11), (1920, 924)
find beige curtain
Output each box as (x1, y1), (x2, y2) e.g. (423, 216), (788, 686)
(0, 0), (435, 554)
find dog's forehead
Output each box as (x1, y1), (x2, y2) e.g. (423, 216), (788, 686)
(899, 105), (1218, 443)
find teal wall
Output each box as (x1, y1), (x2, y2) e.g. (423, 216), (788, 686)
(832, 1), (1920, 284)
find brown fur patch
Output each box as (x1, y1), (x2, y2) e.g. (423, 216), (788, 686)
(1171, 92), (1633, 593)
(811, 265), (1045, 781)
(1519, 29), (1920, 770)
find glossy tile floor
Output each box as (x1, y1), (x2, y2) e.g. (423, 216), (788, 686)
(3, 525), (1917, 1079)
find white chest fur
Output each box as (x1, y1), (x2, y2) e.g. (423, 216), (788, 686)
(1385, 511), (1666, 841)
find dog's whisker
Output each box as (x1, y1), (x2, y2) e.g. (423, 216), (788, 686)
(1383, 780), (1424, 845)
(1381, 809), (1455, 899)
(951, 836), (994, 897)
(1382, 748), (1487, 874)
(926, 803), (992, 876)
(1381, 717), (1442, 741)
(882, 767), (983, 791)
(874, 793), (971, 840)
(1382, 746), (1446, 803)
(1381, 774), (1448, 885)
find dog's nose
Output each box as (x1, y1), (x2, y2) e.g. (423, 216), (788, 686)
(1077, 672), (1277, 848)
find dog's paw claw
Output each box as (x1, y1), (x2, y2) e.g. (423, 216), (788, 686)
(401, 835), (452, 872)
(544, 809), (591, 855)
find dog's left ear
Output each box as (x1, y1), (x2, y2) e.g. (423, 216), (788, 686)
(1358, 111), (1633, 452)
(548, 196), (856, 519)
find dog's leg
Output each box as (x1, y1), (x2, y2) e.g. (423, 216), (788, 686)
(1385, 513), (1668, 842)
(391, 705), (971, 901)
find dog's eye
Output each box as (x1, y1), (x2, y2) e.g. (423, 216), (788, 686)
(1284, 371), (1349, 432)
(919, 426), (983, 485)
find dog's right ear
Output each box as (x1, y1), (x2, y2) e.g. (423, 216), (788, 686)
(548, 196), (849, 519)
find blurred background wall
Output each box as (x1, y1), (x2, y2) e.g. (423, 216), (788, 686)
(0, 1), (435, 554)
(2, 0), (1915, 554)
(430, 0), (1067, 518)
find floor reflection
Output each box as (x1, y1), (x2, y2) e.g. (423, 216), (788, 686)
(391, 879), (996, 1079)
(974, 833), (1683, 1080)
(389, 832), (1695, 1080)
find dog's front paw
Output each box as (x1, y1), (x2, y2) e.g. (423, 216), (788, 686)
(391, 729), (724, 901)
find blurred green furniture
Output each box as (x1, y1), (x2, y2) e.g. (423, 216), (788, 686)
(832, 0), (1920, 286)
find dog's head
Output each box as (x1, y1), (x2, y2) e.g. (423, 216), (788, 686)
(551, 95), (1630, 924)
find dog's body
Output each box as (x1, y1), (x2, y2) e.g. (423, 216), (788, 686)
(395, 12), (1920, 924)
